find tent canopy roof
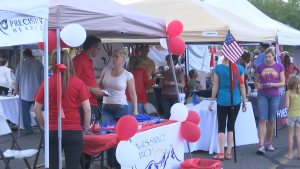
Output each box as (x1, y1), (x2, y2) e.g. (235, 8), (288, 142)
(0, 0), (49, 19)
(204, 0), (300, 46)
(49, 0), (167, 39)
(102, 0), (275, 44)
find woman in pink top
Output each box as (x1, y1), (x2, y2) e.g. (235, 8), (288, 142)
(283, 55), (300, 87)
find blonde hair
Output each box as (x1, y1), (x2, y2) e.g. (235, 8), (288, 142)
(265, 47), (275, 57)
(114, 48), (128, 59)
(52, 51), (76, 99)
(287, 75), (300, 96)
(127, 55), (142, 72)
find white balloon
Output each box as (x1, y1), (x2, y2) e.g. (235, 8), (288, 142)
(60, 24), (86, 47)
(171, 103), (188, 122)
(160, 38), (168, 49)
(116, 141), (139, 167)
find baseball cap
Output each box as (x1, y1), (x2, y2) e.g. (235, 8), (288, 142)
(139, 43), (149, 49)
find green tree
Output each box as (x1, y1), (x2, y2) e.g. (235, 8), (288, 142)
(248, 0), (300, 52)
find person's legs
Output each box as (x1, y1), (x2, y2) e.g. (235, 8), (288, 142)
(127, 101), (134, 115)
(107, 105), (128, 168)
(137, 103), (145, 114)
(285, 117), (294, 159)
(266, 95), (280, 143)
(147, 92), (157, 109)
(295, 117), (300, 159)
(160, 97), (171, 119)
(257, 93), (269, 146)
(21, 100), (34, 133)
(63, 130), (84, 169)
(49, 130), (59, 169)
(215, 104), (229, 159)
(226, 103), (241, 157)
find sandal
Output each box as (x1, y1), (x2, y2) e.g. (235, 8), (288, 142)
(212, 153), (224, 161)
(225, 153), (232, 160)
(284, 155), (292, 160)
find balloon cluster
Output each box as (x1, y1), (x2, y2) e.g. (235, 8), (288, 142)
(115, 115), (139, 168)
(171, 103), (201, 142)
(160, 20), (186, 55)
(37, 24), (87, 51)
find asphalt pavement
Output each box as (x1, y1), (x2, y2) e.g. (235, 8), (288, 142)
(1, 126), (299, 169)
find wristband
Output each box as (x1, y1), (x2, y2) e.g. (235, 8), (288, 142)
(92, 87), (94, 92)
(89, 87), (92, 93)
(210, 99), (215, 103)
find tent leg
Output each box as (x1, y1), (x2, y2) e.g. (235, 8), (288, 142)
(56, 29), (63, 169)
(43, 19), (49, 169)
(17, 45), (23, 142)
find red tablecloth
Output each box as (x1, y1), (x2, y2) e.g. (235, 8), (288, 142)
(83, 120), (177, 156)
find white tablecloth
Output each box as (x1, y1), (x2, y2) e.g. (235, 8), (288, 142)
(185, 100), (258, 154)
(123, 122), (184, 169)
(0, 96), (36, 129)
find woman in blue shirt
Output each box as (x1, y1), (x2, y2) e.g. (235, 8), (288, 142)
(209, 57), (247, 160)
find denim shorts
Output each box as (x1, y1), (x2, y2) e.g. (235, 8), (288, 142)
(101, 104), (128, 123)
(286, 116), (300, 126)
(257, 92), (280, 122)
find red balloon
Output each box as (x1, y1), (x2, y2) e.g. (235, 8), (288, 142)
(116, 115), (138, 141)
(37, 30), (57, 51)
(168, 37), (186, 55)
(186, 111), (200, 125)
(167, 20), (183, 37)
(181, 121), (201, 142)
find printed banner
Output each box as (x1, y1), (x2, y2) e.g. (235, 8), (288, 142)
(124, 122), (184, 169)
(277, 94), (287, 129)
(0, 14), (44, 47)
(92, 43), (123, 81)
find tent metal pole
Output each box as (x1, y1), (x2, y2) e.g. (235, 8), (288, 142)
(17, 45), (23, 141)
(56, 29), (62, 169)
(165, 38), (180, 102)
(229, 62), (237, 163)
(43, 19), (49, 169)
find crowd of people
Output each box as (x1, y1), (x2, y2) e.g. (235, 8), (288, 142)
(1, 39), (299, 168)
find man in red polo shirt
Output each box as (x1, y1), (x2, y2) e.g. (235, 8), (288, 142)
(73, 36), (105, 125)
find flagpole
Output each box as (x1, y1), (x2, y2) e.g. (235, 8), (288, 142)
(229, 62), (237, 163)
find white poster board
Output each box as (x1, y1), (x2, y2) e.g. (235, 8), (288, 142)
(0, 13), (44, 47)
(92, 43), (124, 81)
(124, 122), (184, 169)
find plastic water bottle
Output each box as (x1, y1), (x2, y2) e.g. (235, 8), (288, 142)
(192, 87), (198, 105)
(248, 86), (251, 94)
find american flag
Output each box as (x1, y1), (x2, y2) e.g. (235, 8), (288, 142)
(221, 31), (244, 63)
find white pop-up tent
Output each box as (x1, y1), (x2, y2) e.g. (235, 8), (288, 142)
(204, 0), (300, 46)
(104, 0), (276, 43)
(0, 0), (50, 168)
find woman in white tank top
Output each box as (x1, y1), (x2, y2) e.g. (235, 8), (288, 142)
(98, 48), (138, 168)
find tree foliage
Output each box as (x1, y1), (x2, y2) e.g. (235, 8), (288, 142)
(248, 0), (300, 51)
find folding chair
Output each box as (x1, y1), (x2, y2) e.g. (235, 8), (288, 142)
(30, 112), (45, 169)
(0, 115), (38, 169)
(144, 103), (160, 117)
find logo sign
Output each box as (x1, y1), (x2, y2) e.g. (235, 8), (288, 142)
(202, 31), (218, 36)
(0, 16), (44, 47)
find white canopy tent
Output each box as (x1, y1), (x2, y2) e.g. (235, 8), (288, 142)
(204, 0), (300, 46)
(0, 0), (50, 168)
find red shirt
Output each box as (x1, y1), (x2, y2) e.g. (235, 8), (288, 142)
(126, 68), (154, 104)
(285, 63), (300, 85)
(72, 52), (98, 106)
(34, 74), (91, 130)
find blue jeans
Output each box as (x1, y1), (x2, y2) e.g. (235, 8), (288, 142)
(22, 100), (35, 133)
(101, 104), (128, 167)
(160, 97), (178, 119)
(257, 92), (280, 122)
(127, 101), (146, 115)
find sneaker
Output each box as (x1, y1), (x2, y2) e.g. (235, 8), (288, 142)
(265, 142), (275, 151)
(256, 145), (265, 154)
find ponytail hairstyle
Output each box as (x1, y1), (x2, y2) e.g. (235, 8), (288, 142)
(127, 55), (142, 72)
(52, 51), (76, 99)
